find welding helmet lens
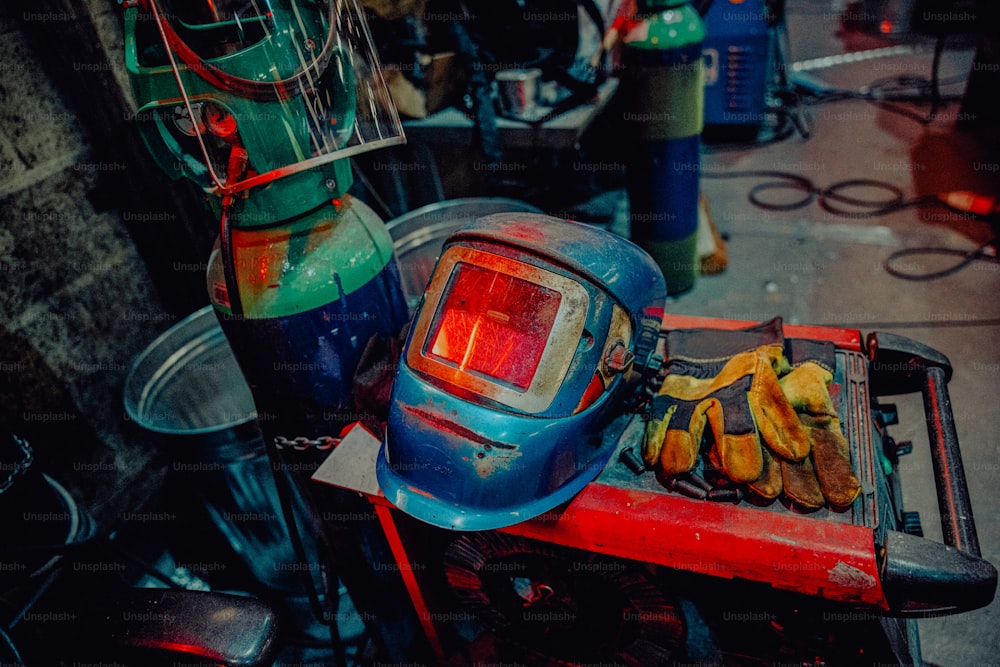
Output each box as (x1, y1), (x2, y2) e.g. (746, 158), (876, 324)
(405, 246), (592, 415)
(425, 263), (563, 392)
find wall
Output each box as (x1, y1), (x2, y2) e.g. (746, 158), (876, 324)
(1, 0), (214, 527)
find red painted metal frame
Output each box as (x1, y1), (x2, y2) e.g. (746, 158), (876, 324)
(501, 483), (886, 607)
(372, 503), (446, 658)
(331, 316), (885, 658)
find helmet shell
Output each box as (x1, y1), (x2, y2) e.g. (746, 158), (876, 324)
(377, 214), (666, 530)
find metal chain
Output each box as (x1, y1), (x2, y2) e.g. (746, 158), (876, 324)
(273, 435), (340, 452)
(0, 433), (35, 495)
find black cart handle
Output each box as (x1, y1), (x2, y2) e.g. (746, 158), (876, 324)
(866, 330), (980, 556)
(867, 332), (996, 616)
(921, 364), (980, 557)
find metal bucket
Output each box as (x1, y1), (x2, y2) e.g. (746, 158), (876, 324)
(123, 306), (259, 454)
(123, 306), (331, 658)
(123, 307), (321, 591)
(386, 197), (543, 308)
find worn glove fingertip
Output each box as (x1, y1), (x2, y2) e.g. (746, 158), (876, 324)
(747, 447), (782, 499)
(662, 430), (699, 474)
(718, 433), (763, 483)
(780, 418), (812, 462)
(811, 427), (863, 509)
(825, 483), (862, 510)
(642, 418), (667, 468)
(781, 456), (825, 510)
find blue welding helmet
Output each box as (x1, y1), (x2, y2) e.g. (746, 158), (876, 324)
(376, 213), (666, 531)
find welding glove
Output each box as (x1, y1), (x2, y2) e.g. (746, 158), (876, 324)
(642, 318), (811, 497)
(778, 339), (862, 510)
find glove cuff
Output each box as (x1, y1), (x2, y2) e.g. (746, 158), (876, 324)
(785, 338), (837, 374)
(666, 317), (784, 362)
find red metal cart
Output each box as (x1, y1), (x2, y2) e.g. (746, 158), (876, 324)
(315, 315), (996, 667)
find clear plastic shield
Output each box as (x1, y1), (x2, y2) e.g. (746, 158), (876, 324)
(143, 0), (404, 193)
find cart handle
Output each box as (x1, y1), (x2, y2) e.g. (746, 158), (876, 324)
(866, 331), (979, 556)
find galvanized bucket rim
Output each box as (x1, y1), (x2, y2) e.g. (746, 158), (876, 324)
(123, 305), (258, 436)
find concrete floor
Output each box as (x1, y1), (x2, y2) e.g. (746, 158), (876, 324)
(669, 2), (999, 665)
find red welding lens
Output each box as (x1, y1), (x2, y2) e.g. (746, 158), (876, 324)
(426, 263), (562, 391)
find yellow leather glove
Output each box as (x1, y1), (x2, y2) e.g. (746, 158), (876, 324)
(778, 339), (862, 510)
(642, 319), (810, 499)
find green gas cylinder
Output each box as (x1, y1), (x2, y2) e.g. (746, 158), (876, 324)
(621, 0), (706, 295)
